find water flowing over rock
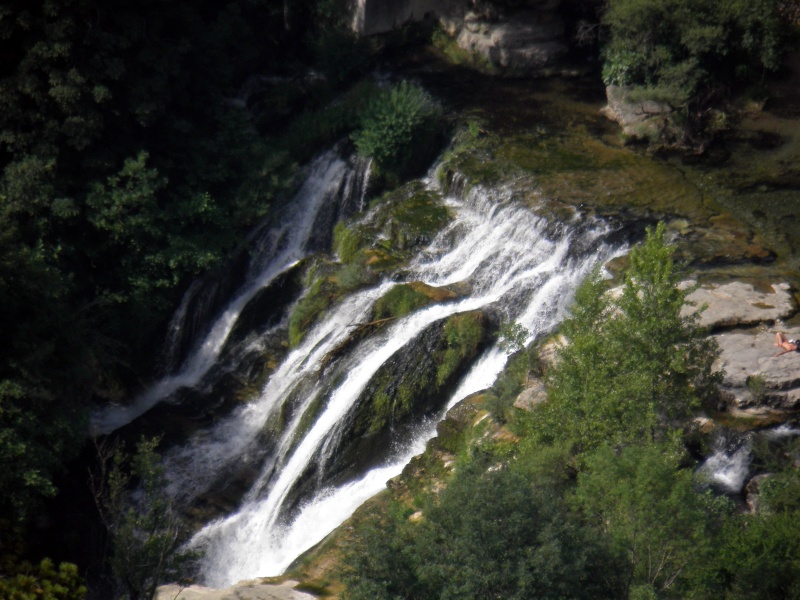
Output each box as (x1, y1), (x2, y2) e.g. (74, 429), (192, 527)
(158, 167), (623, 588)
(90, 149), (371, 436)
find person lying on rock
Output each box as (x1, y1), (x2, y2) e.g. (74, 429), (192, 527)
(774, 332), (800, 357)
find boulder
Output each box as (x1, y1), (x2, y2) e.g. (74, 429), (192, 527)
(600, 85), (672, 140)
(744, 473), (773, 514)
(713, 327), (800, 412)
(457, 10), (567, 73)
(683, 281), (796, 330)
(156, 579), (314, 600)
(513, 378), (547, 411)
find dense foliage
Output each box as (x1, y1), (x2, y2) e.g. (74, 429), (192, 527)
(343, 224), (800, 599)
(601, 0), (790, 137)
(530, 222), (721, 452)
(352, 80), (444, 182)
(342, 463), (627, 600)
(91, 438), (197, 600)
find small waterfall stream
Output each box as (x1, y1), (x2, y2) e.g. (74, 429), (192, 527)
(173, 174), (624, 586)
(90, 150), (367, 436)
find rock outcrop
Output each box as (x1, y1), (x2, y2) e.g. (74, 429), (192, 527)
(684, 281), (795, 330)
(456, 6), (568, 74)
(156, 579), (314, 600)
(600, 85), (672, 141)
(350, 0), (464, 36)
(351, 0), (569, 75)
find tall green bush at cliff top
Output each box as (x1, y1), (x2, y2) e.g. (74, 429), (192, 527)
(352, 81), (443, 181)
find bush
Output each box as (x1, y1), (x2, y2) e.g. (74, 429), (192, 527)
(352, 81), (443, 181)
(601, 0), (787, 113)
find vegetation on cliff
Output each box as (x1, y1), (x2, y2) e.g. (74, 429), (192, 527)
(601, 0), (793, 143)
(341, 225), (800, 599)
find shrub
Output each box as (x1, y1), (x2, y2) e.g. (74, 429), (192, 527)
(601, 0), (787, 113)
(352, 81), (443, 181)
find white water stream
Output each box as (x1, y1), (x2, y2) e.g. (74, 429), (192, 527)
(90, 151), (353, 436)
(180, 178), (624, 587)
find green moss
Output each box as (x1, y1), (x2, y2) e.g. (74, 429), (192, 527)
(288, 275), (333, 347)
(436, 313), (486, 386)
(354, 311), (489, 437)
(333, 221), (364, 263)
(290, 392), (330, 454)
(373, 284), (432, 320)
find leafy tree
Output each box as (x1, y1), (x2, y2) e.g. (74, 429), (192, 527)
(352, 81), (443, 182)
(531, 223), (721, 452)
(573, 444), (728, 599)
(707, 468), (800, 599)
(601, 0), (788, 133)
(0, 555), (86, 600)
(343, 462), (627, 599)
(91, 438), (198, 600)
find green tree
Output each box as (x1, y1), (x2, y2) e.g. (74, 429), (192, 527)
(573, 444), (727, 599)
(531, 223), (721, 452)
(343, 462), (627, 599)
(91, 438), (198, 600)
(601, 0), (787, 133)
(710, 468), (800, 599)
(0, 555), (86, 600)
(352, 80), (443, 182)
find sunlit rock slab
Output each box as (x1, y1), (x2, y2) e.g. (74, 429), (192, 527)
(714, 327), (800, 412)
(683, 280), (796, 329)
(156, 579), (314, 600)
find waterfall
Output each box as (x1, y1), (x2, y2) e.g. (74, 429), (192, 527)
(699, 438), (752, 494)
(90, 148), (371, 436)
(177, 178), (625, 587)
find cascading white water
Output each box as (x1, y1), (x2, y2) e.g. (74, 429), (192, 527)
(699, 442), (752, 493)
(183, 179), (625, 587)
(90, 150), (361, 436)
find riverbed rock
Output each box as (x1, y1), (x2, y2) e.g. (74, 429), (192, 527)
(744, 473), (773, 514)
(156, 579), (314, 600)
(683, 280), (796, 330)
(600, 85), (672, 141)
(713, 327), (800, 414)
(514, 378), (547, 411)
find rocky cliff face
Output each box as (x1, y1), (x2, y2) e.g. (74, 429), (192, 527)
(352, 0), (570, 75)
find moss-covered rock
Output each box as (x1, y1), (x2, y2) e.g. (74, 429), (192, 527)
(351, 310), (492, 439)
(372, 281), (458, 320)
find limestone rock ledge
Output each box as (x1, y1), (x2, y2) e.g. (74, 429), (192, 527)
(600, 85), (672, 140)
(456, 8), (568, 73)
(156, 579), (314, 600)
